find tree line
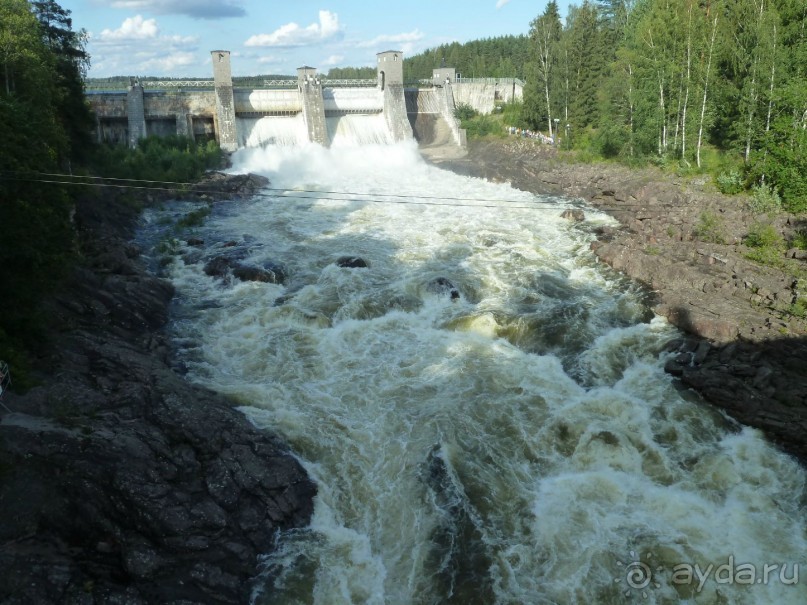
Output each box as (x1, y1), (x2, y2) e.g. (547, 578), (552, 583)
(402, 1), (804, 211)
(0, 0), (94, 368)
(0, 0), (222, 379)
(404, 36), (530, 81)
(521, 0), (806, 211)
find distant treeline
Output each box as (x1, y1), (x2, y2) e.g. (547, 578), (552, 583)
(404, 35), (530, 80)
(326, 36), (530, 82)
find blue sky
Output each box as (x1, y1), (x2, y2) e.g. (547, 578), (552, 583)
(58, 1), (571, 78)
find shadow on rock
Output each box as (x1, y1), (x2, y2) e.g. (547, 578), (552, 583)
(664, 305), (807, 463)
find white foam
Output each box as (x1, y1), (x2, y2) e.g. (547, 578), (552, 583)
(151, 144), (807, 604)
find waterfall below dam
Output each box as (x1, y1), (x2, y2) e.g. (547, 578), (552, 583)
(237, 114), (394, 148)
(145, 142), (807, 604)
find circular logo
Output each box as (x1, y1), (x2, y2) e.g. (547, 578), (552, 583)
(616, 550), (663, 599)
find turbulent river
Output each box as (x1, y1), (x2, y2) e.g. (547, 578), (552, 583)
(147, 140), (807, 604)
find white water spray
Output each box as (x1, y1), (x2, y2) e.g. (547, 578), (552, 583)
(153, 142), (807, 605)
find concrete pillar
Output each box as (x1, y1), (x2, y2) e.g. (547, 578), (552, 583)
(297, 66), (328, 146)
(377, 51), (412, 142)
(211, 50), (238, 152)
(176, 113), (192, 139)
(127, 82), (147, 148)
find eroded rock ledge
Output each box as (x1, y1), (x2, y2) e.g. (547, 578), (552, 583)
(434, 140), (807, 462)
(0, 173), (315, 604)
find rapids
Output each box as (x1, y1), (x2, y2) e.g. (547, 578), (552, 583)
(148, 139), (807, 604)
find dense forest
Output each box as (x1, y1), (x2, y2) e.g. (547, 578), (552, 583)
(402, 0), (805, 212)
(0, 0), (221, 376)
(519, 0), (806, 212)
(404, 35), (530, 81)
(0, 0), (94, 368)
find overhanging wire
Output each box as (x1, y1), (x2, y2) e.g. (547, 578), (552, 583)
(0, 168), (668, 211)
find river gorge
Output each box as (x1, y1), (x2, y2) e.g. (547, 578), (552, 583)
(139, 139), (807, 604)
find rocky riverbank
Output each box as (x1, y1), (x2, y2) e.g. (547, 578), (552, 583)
(0, 174), (315, 604)
(432, 139), (807, 462)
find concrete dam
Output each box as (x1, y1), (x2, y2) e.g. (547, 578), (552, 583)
(87, 50), (523, 151)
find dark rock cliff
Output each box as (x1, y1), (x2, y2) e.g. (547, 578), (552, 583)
(0, 174), (315, 604)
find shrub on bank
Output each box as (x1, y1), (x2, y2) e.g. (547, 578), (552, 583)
(89, 136), (223, 184)
(744, 222), (786, 267)
(694, 211), (728, 244)
(749, 183), (782, 214)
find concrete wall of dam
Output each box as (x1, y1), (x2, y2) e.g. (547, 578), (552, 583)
(87, 51), (508, 149)
(452, 80), (524, 115)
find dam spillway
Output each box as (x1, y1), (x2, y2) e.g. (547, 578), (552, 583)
(89, 50), (415, 151)
(87, 49), (517, 151)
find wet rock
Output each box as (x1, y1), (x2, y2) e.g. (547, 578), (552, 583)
(203, 256), (232, 278)
(560, 208), (585, 222)
(427, 277), (461, 300)
(186, 237), (204, 247)
(692, 341), (711, 364)
(336, 256), (369, 268)
(232, 262), (286, 284)
(193, 172), (270, 200)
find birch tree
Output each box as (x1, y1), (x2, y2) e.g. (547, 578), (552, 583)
(526, 1), (562, 137)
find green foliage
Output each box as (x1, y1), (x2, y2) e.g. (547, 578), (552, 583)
(509, 0), (806, 212)
(745, 222), (784, 249)
(744, 221), (786, 267)
(462, 114), (500, 139)
(89, 136), (223, 184)
(325, 66), (376, 79)
(0, 0), (84, 380)
(748, 182), (783, 214)
(404, 35), (529, 81)
(175, 206), (211, 230)
(789, 298), (807, 319)
(694, 211), (727, 244)
(499, 101), (525, 128)
(791, 231), (807, 250)
(716, 169), (744, 195)
(454, 103), (478, 122)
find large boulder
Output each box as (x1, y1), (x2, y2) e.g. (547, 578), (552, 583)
(233, 262), (287, 284)
(427, 277), (461, 301)
(335, 256), (369, 269)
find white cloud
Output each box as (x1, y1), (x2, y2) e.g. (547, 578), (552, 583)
(245, 10), (343, 47)
(98, 15), (158, 41)
(322, 54), (344, 66)
(496, 0), (512, 8)
(357, 29), (424, 49)
(257, 55), (280, 65)
(89, 16), (201, 76)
